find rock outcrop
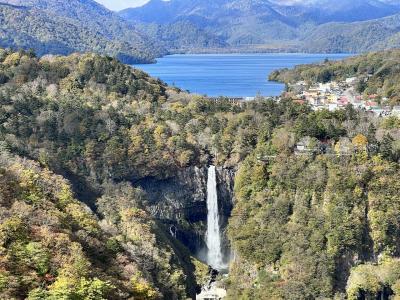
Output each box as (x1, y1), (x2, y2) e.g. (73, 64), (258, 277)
(134, 166), (235, 264)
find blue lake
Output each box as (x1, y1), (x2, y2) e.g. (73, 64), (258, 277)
(134, 53), (351, 97)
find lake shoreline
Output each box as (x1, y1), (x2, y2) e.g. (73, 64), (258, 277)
(134, 53), (351, 98)
(148, 51), (355, 64)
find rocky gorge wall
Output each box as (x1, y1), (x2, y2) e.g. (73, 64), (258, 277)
(134, 166), (235, 265)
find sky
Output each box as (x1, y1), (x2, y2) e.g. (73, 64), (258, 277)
(95, 0), (150, 11)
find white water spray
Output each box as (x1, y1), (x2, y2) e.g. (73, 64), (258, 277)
(206, 165), (225, 270)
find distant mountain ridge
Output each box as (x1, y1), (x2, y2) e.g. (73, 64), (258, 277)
(120, 0), (400, 53)
(0, 0), (166, 63)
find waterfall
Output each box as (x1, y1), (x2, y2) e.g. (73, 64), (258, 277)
(206, 165), (225, 270)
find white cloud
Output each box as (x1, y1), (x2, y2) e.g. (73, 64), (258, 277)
(95, 0), (150, 11)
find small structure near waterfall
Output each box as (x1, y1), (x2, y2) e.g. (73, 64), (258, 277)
(197, 268), (226, 300)
(196, 286), (227, 300)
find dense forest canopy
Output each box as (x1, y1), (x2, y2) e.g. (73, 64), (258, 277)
(0, 152), (198, 299)
(0, 48), (399, 299)
(227, 125), (400, 299)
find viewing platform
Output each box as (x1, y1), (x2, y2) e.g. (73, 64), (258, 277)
(196, 287), (227, 300)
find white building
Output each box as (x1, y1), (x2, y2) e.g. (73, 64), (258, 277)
(318, 83), (331, 92)
(328, 103), (339, 111)
(346, 77), (357, 84)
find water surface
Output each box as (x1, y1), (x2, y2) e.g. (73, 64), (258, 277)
(134, 53), (351, 97)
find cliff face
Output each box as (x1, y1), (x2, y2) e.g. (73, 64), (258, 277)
(135, 166), (235, 264)
(216, 166), (235, 264)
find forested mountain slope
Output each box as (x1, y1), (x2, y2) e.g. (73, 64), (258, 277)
(121, 0), (400, 53)
(0, 0), (164, 63)
(0, 49), (210, 299)
(0, 153), (198, 299)
(1, 48), (400, 299)
(228, 128), (400, 299)
(0, 48), (280, 299)
(226, 49), (400, 299)
(300, 14), (400, 53)
(121, 0), (400, 26)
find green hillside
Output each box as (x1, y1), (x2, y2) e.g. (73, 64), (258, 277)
(0, 48), (214, 299)
(300, 14), (400, 53)
(0, 1), (164, 63)
(0, 152), (198, 299)
(228, 129), (400, 299)
(0, 48), (400, 299)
